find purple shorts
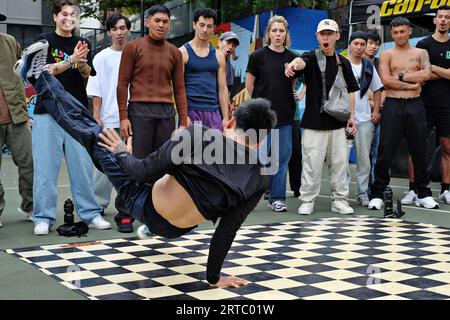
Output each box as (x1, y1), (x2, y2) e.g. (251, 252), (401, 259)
(188, 110), (223, 131)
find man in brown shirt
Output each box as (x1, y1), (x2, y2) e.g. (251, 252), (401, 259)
(0, 13), (34, 227)
(116, 4), (188, 231)
(117, 4), (188, 159)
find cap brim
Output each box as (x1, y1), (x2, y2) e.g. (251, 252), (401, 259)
(317, 28), (338, 32)
(222, 37), (240, 45)
(0, 14), (6, 22)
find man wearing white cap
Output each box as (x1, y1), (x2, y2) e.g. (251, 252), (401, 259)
(218, 31), (240, 116)
(285, 19), (359, 215)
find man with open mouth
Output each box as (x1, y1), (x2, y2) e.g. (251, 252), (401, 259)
(285, 19), (359, 216)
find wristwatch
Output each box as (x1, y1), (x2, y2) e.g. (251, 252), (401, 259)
(398, 72), (405, 82)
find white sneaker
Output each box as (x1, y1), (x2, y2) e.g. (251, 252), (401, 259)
(298, 201), (315, 215)
(89, 216), (111, 230)
(18, 207), (33, 221)
(415, 197), (439, 209)
(268, 200), (287, 212)
(331, 200), (354, 215)
(137, 225), (155, 240)
(368, 198), (383, 210)
(439, 190), (450, 204)
(0, 220), (2, 228)
(34, 222), (50, 235)
(14, 40), (49, 81)
(401, 190), (417, 205)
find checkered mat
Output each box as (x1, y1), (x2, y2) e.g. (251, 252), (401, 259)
(5, 216), (450, 300)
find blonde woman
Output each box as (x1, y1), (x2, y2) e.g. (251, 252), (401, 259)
(246, 15), (299, 212)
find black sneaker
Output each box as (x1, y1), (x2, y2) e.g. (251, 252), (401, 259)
(14, 40), (49, 83)
(114, 215), (134, 233)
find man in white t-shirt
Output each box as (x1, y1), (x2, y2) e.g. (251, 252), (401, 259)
(347, 32), (383, 206)
(86, 13), (132, 232)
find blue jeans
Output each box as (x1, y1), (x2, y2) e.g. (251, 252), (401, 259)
(34, 71), (183, 236)
(369, 122), (380, 189)
(262, 124), (292, 202)
(33, 113), (102, 227)
(33, 77), (103, 227)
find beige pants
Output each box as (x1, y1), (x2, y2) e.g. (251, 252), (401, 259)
(300, 128), (349, 202)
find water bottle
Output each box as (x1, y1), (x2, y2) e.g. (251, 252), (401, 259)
(64, 198), (74, 225)
(383, 186), (394, 217)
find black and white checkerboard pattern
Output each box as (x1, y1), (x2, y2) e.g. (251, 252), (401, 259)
(6, 216), (450, 300)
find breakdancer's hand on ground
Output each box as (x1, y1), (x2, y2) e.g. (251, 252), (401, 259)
(98, 128), (132, 154)
(210, 276), (249, 288)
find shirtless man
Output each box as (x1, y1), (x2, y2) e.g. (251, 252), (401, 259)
(402, 7), (450, 206)
(368, 17), (439, 210)
(16, 41), (276, 288)
(179, 8), (229, 131)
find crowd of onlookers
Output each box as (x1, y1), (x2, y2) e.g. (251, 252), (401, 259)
(1, 0), (449, 236)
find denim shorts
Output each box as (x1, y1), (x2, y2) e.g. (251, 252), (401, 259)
(141, 186), (197, 239)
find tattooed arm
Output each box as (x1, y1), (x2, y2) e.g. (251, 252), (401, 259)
(47, 41), (89, 76)
(46, 59), (73, 76)
(77, 61), (92, 78)
(402, 49), (432, 83)
(379, 51), (421, 90)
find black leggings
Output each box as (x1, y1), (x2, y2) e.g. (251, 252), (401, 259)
(371, 97), (432, 199)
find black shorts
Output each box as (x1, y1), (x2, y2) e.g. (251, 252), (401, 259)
(426, 106), (450, 138)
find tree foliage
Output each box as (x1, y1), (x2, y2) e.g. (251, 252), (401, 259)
(44, 0), (166, 24)
(45, 0), (330, 25)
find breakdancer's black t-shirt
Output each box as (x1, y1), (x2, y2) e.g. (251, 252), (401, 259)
(115, 124), (269, 284)
(416, 36), (450, 108)
(33, 32), (95, 113)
